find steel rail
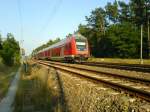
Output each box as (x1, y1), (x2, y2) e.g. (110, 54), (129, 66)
(81, 62), (150, 73)
(40, 60), (150, 83)
(37, 60), (150, 102)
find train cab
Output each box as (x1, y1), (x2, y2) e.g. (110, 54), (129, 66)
(74, 34), (90, 61)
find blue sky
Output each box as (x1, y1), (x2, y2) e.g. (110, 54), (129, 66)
(0, 0), (118, 55)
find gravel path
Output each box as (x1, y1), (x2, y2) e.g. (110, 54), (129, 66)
(0, 68), (20, 112)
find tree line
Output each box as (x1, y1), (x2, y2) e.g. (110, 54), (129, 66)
(0, 33), (20, 66)
(78, 0), (150, 58)
(33, 0), (150, 59)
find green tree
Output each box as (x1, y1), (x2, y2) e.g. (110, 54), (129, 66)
(118, 1), (131, 23)
(0, 34), (2, 50)
(1, 33), (20, 66)
(86, 8), (107, 35)
(105, 0), (119, 24)
(129, 0), (147, 25)
(78, 0), (149, 58)
(106, 23), (140, 58)
(80, 8), (107, 56)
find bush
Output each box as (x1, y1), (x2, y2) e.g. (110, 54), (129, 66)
(0, 33), (20, 66)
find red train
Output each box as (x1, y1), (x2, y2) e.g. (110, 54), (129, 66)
(34, 34), (90, 62)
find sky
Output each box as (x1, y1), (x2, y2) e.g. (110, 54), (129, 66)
(0, 0), (121, 55)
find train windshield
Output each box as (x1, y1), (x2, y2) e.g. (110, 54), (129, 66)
(76, 39), (86, 51)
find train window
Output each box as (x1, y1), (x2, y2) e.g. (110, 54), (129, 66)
(76, 40), (86, 51)
(76, 44), (86, 51)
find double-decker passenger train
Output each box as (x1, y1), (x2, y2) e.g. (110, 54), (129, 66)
(34, 33), (90, 62)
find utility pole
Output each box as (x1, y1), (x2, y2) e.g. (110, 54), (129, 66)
(20, 39), (24, 64)
(148, 16), (150, 58)
(140, 24), (143, 64)
(146, 0), (150, 58)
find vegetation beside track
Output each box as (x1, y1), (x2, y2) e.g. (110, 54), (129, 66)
(0, 33), (20, 66)
(13, 63), (63, 112)
(0, 61), (19, 101)
(36, 60), (150, 112)
(88, 58), (150, 65)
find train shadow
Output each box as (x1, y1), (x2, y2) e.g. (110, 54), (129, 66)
(55, 70), (69, 112)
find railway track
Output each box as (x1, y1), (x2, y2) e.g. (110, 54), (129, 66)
(36, 60), (150, 102)
(81, 62), (150, 73)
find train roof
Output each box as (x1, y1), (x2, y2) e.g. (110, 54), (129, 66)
(37, 37), (70, 53)
(37, 33), (87, 53)
(73, 33), (87, 40)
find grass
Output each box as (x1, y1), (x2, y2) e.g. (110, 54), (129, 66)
(0, 60), (19, 101)
(88, 57), (150, 65)
(13, 66), (55, 112)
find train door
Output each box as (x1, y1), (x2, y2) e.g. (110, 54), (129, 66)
(61, 46), (64, 57)
(49, 50), (51, 58)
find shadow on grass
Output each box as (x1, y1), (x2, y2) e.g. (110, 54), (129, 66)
(55, 70), (69, 112)
(13, 66), (69, 112)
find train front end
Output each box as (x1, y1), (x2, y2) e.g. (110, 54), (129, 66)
(74, 34), (90, 61)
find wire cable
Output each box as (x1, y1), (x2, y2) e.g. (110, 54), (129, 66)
(17, 0), (24, 45)
(40, 0), (63, 34)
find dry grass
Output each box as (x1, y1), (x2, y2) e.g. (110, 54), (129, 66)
(14, 62), (150, 112)
(0, 61), (19, 101)
(13, 64), (61, 112)
(88, 57), (150, 65)
(57, 70), (150, 112)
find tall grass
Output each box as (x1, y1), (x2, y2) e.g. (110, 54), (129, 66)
(13, 67), (61, 112)
(0, 62), (19, 101)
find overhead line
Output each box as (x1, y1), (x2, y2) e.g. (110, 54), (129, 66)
(17, 0), (24, 44)
(40, 0), (63, 34)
